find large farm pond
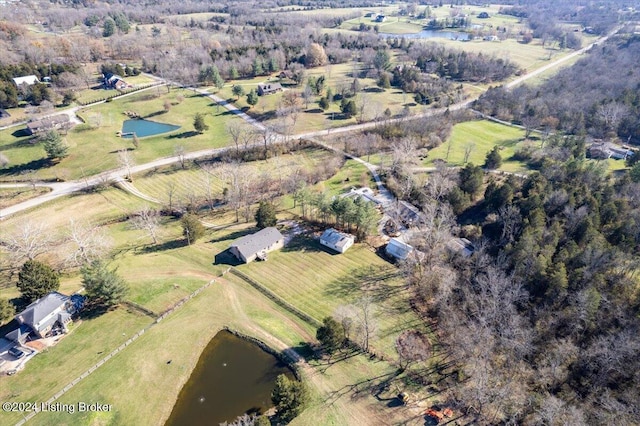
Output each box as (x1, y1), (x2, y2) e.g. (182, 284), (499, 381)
(165, 330), (295, 426)
(121, 119), (180, 138)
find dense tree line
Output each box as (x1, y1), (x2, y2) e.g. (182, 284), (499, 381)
(402, 135), (640, 424)
(411, 43), (519, 83)
(474, 32), (640, 144)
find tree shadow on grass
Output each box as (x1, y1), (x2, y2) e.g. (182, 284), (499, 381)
(2, 137), (37, 150)
(364, 87), (385, 93)
(0, 158), (52, 177)
(281, 235), (330, 254)
(136, 239), (188, 255)
(304, 108), (324, 114)
(324, 265), (404, 303)
(167, 130), (198, 139)
(144, 110), (168, 119)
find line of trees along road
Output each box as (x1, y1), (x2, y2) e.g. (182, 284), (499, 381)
(474, 32), (640, 144)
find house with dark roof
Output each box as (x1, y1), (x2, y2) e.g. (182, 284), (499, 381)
(257, 82), (283, 96)
(320, 228), (355, 254)
(25, 114), (70, 135)
(589, 141), (634, 160)
(103, 73), (128, 90)
(14, 292), (77, 339)
(229, 227), (284, 263)
(386, 237), (413, 261)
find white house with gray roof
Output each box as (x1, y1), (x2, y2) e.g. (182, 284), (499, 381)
(320, 228), (355, 254)
(386, 237), (413, 261)
(229, 227), (284, 263)
(14, 292), (75, 339)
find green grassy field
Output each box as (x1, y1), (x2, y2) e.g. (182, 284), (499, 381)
(236, 236), (419, 358)
(424, 119), (526, 168)
(0, 88), (242, 182)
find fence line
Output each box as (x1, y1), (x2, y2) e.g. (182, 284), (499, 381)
(14, 279), (215, 426)
(229, 268), (321, 328)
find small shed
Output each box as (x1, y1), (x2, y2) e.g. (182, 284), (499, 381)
(386, 238), (413, 261)
(257, 83), (283, 96)
(447, 238), (474, 257)
(320, 228), (355, 254)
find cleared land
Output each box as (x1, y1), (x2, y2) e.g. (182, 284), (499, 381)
(0, 88), (241, 182)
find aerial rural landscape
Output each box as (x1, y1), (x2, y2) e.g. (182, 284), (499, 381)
(0, 0), (639, 425)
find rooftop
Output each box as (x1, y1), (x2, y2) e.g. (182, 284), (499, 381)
(230, 227), (284, 259)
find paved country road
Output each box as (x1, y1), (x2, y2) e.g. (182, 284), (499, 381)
(0, 28), (619, 220)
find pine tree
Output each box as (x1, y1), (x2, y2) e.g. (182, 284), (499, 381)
(181, 214), (205, 244)
(17, 260), (60, 302)
(41, 130), (69, 160)
(81, 261), (128, 309)
(193, 113), (209, 133)
(246, 89), (259, 108)
(255, 200), (277, 229)
(272, 375), (309, 423)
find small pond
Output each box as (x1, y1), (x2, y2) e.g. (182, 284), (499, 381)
(380, 30), (470, 41)
(121, 119), (180, 138)
(164, 330), (295, 426)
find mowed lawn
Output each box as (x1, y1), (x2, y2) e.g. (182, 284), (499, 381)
(0, 308), (151, 425)
(423, 119), (527, 171)
(236, 236), (420, 358)
(0, 88), (240, 182)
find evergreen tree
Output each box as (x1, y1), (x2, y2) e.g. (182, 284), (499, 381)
(0, 298), (15, 324)
(255, 200), (277, 229)
(17, 260), (60, 302)
(103, 17), (116, 37)
(41, 130), (69, 160)
(181, 214), (205, 244)
(81, 261), (128, 309)
(340, 98), (357, 118)
(318, 96), (330, 111)
(246, 89), (259, 108)
(193, 113), (209, 133)
(459, 163), (484, 197)
(484, 145), (502, 169)
(232, 84), (245, 100)
(316, 316), (345, 354)
(271, 375), (309, 423)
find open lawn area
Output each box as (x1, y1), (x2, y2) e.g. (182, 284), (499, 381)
(234, 235), (420, 359)
(0, 88), (241, 182)
(423, 119), (526, 171)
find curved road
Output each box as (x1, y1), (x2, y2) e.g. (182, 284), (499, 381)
(0, 28), (619, 219)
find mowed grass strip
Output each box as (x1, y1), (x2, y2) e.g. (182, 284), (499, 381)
(237, 236), (416, 357)
(422, 119), (527, 171)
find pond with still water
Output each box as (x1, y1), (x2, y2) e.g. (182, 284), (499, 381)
(121, 119), (180, 138)
(164, 330), (295, 426)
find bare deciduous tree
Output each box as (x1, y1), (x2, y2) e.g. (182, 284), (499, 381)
(129, 207), (161, 245)
(65, 219), (112, 267)
(1, 220), (53, 266)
